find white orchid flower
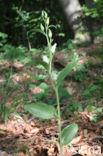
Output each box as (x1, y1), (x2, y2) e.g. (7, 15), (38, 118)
(42, 55), (49, 64)
(51, 71), (57, 81)
(51, 43), (57, 54)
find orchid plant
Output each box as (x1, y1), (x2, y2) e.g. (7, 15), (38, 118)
(24, 11), (78, 156)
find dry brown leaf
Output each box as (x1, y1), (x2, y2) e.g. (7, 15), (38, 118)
(98, 120), (103, 127)
(83, 129), (88, 137)
(71, 136), (82, 145)
(13, 62), (23, 70)
(31, 128), (39, 134)
(12, 73), (31, 82)
(30, 86), (43, 95)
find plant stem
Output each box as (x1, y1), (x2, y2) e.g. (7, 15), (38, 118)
(48, 52), (63, 155)
(55, 87), (63, 156)
(44, 16), (63, 155)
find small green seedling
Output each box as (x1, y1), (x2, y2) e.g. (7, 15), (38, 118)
(24, 11), (78, 156)
(87, 106), (102, 122)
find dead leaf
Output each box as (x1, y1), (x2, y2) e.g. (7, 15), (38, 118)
(30, 86), (43, 95)
(71, 136), (82, 145)
(13, 62), (24, 70)
(83, 129), (88, 137)
(31, 128), (39, 134)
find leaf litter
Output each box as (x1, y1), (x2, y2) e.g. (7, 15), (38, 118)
(0, 43), (103, 155)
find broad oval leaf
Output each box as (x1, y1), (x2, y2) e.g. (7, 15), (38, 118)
(57, 60), (77, 88)
(61, 123), (78, 146)
(24, 103), (56, 119)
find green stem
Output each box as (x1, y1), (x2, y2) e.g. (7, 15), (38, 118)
(48, 47), (63, 155)
(44, 18), (63, 155)
(55, 87), (63, 156)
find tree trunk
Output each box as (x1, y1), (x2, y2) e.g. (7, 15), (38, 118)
(59, 0), (91, 45)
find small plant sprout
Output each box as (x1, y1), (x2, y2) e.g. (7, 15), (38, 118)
(24, 10), (78, 156)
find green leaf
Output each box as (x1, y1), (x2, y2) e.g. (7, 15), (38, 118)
(38, 82), (48, 89)
(22, 146), (31, 156)
(97, 108), (102, 114)
(58, 87), (71, 99)
(32, 92), (45, 99)
(57, 60), (77, 87)
(4, 109), (10, 124)
(61, 123), (78, 146)
(33, 74), (47, 80)
(25, 58), (48, 71)
(34, 29), (46, 36)
(25, 57), (42, 66)
(24, 103), (56, 119)
(48, 25), (57, 29)
(87, 106), (96, 112)
(92, 115), (99, 122)
(13, 110), (24, 121)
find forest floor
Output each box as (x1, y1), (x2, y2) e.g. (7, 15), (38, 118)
(0, 42), (103, 156)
